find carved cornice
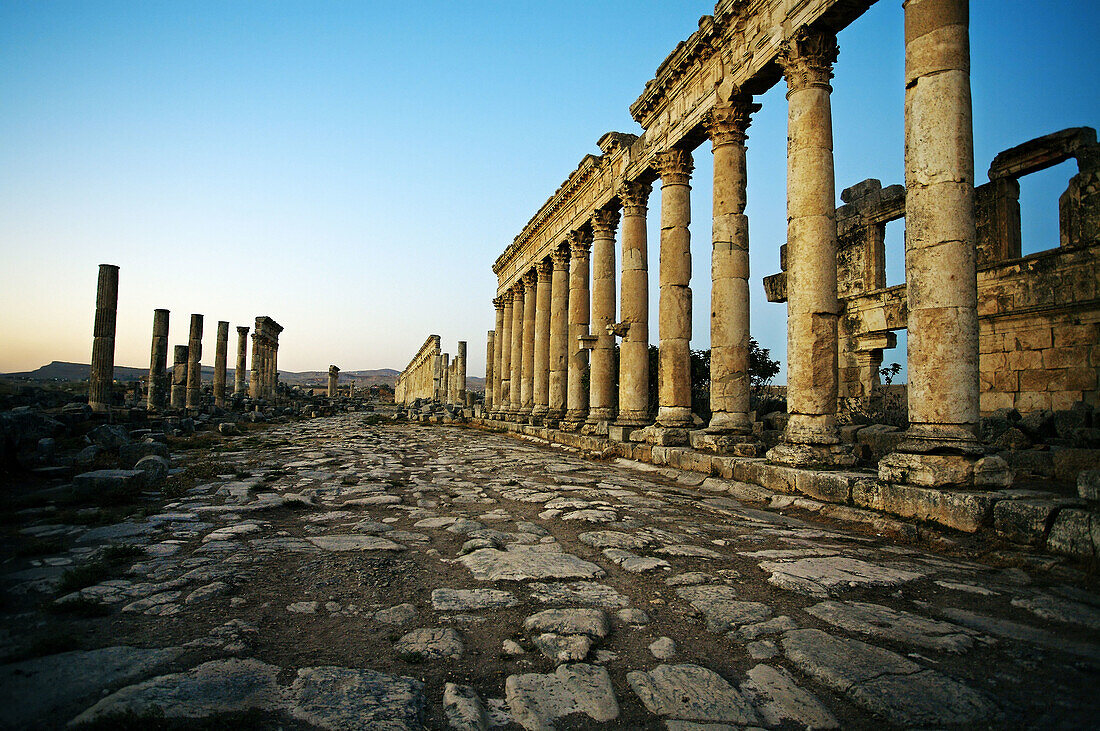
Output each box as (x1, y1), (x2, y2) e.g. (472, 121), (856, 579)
(778, 28), (838, 93)
(590, 208), (621, 239)
(656, 149), (695, 186)
(630, 15), (720, 125)
(705, 91), (761, 146)
(568, 229), (593, 258)
(618, 180), (653, 217)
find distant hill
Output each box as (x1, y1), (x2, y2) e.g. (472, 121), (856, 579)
(1, 361), (485, 392)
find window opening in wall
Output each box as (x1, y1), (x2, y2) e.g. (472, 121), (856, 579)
(883, 218), (906, 287)
(1018, 159), (1077, 256)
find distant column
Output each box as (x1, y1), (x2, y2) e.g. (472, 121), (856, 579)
(498, 294), (514, 416)
(485, 330), (496, 411)
(532, 259), (552, 421)
(441, 353), (451, 404)
(146, 308), (170, 412)
(564, 229), (592, 426)
(547, 245), (571, 422)
(491, 296), (506, 412)
(185, 314), (203, 412)
(171, 345), (188, 408)
(213, 320), (229, 408)
(249, 331), (261, 399)
(616, 181), (653, 427)
(234, 326), (249, 396)
(88, 264), (120, 413)
(587, 208), (621, 426)
(509, 285), (524, 418)
(328, 365), (340, 398)
(456, 340), (467, 407)
(520, 269), (537, 417)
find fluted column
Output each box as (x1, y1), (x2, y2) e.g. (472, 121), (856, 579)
(88, 264), (119, 413)
(147, 308), (170, 412)
(548, 245), (571, 422)
(768, 29), (852, 468)
(171, 345), (188, 408)
(328, 365), (340, 398)
(235, 326), (249, 397)
(706, 95), (759, 435)
(213, 320), (229, 407)
(485, 330), (496, 411)
(564, 229), (592, 426)
(509, 285), (525, 418)
(520, 269), (538, 417)
(616, 181), (653, 427)
(185, 314), (203, 412)
(498, 295), (513, 416)
(587, 208), (620, 425)
(881, 0), (981, 486)
(532, 259), (553, 421)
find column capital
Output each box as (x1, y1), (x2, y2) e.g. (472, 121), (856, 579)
(236, 325), (249, 335)
(590, 208), (621, 239)
(512, 285), (525, 303)
(568, 229), (592, 258)
(618, 179), (653, 216)
(778, 28), (838, 93)
(551, 244), (571, 269)
(522, 268), (538, 288)
(492, 295), (506, 311)
(655, 148), (694, 186)
(705, 93), (761, 147)
(536, 257), (553, 280)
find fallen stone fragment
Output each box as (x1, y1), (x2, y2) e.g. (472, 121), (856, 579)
(737, 615), (798, 640)
(656, 544), (724, 559)
(185, 581), (229, 604)
(288, 666), (425, 731)
(627, 663), (760, 725)
(665, 572), (717, 586)
(70, 658), (282, 725)
(806, 600), (978, 652)
(1011, 593), (1100, 630)
(742, 664), (838, 729)
(395, 628), (465, 660)
(443, 683), (488, 731)
(432, 588), (519, 611)
(505, 663), (619, 731)
(532, 633), (593, 663)
(288, 601), (319, 614)
(560, 509), (618, 523)
(374, 603), (418, 625)
(676, 585), (772, 633)
(524, 608), (609, 638)
(649, 637), (676, 660)
(616, 608), (649, 625)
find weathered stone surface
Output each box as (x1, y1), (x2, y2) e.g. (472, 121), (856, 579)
(119, 440), (169, 468)
(73, 469), (145, 493)
(374, 603), (418, 625)
(854, 479), (995, 532)
(287, 666), (425, 731)
(1011, 593), (1100, 630)
(577, 530), (656, 550)
(528, 581), (629, 608)
(1046, 508), (1096, 559)
(457, 545), (604, 581)
(1080, 469), (1100, 501)
(627, 663), (760, 725)
(742, 664), (838, 729)
(432, 588), (518, 612)
(805, 600), (977, 652)
(524, 608), (609, 638)
(505, 664), (619, 731)
(759, 556), (925, 598)
(394, 628), (465, 660)
(306, 535), (405, 551)
(70, 658), (282, 724)
(676, 585), (772, 633)
(994, 498), (1065, 545)
(602, 548), (670, 573)
(649, 636), (676, 659)
(1054, 449), (1100, 482)
(532, 633), (593, 663)
(443, 683), (488, 731)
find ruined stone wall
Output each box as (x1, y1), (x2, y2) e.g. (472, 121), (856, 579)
(395, 335), (441, 406)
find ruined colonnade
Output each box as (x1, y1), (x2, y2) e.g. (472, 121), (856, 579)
(394, 335), (468, 407)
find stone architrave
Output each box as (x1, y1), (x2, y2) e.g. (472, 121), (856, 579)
(520, 269), (538, 417)
(705, 94), (760, 435)
(491, 297), (506, 412)
(170, 345), (188, 409)
(328, 365), (340, 398)
(234, 326), (249, 397)
(655, 148), (695, 433)
(532, 259), (553, 422)
(485, 330), (496, 411)
(147, 308), (170, 412)
(547, 245), (571, 423)
(185, 314), (203, 412)
(88, 264), (120, 413)
(587, 208), (621, 426)
(767, 29), (853, 468)
(880, 0), (982, 487)
(499, 293), (514, 417)
(616, 181), (653, 427)
(564, 229), (592, 427)
(213, 321), (229, 407)
(509, 285), (525, 418)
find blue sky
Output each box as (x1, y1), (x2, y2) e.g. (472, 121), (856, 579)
(1, 1), (1097, 381)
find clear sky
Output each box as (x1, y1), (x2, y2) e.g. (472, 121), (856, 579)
(1, 1), (1097, 381)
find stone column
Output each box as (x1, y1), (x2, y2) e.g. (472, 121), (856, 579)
(768, 29), (853, 468)
(616, 181), (653, 427)
(706, 95), (759, 436)
(171, 345), (188, 408)
(564, 229), (592, 426)
(509, 285), (525, 418)
(213, 321), (229, 408)
(532, 259), (553, 422)
(456, 340), (467, 407)
(548, 245), (571, 422)
(185, 314), (203, 412)
(328, 365), (340, 398)
(441, 354), (450, 404)
(654, 149), (695, 435)
(587, 208), (620, 427)
(433, 353), (443, 402)
(235, 326), (249, 396)
(498, 293), (514, 416)
(88, 264), (120, 413)
(268, 343), (279, 402)
(147, 308), (170, 412)
(880, 0), (982, 487)
(249, 330), (262, 399)
(485, 330), (496, 411)
(520, 269), (538, 417)
(491, 297), (506, 412)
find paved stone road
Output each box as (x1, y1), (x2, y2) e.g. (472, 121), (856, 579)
(4, 413), (1099, 729)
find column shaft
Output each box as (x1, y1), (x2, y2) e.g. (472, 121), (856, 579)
(520, 270), (537, 415)
(565, 230), (592, 424)
(548, 246), (570, 420)
(485, 330), (496, 411)
(532, 260), (552, 419)
(499, 295), (514, 415)
(185, 314), (203, 411)
(213, 320), (229, 407)
(147, 308), (170, 412)
(588, 209), (620, 423)
(509, 287), (524, 416)
(235, 327), (249, 396)
(456, 340), (467, 406)
(616, 182), (652, 426)
(171, 345), (188, 408)
(88, 264), (120, 413)
(249, 332), (261, 399)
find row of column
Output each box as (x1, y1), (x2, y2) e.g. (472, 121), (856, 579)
(486, 0), (979, 481)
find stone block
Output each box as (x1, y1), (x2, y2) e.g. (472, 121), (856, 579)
(118, 441), (169, 469)
(1009, 329), (1052, 351)
(87, 424), (131, 449)
(855, 424), (904, 461)
(1015, 391), (1052, 412)
(1079, 470), (1100, 500)
(980, 391), (1015, 413)
(853, 481), (995, 533)
(1044, 346), (1089, 370)
(134, 455), (170, 486)
(1053, 449), (1100, 482)
(974, 455), (1014, 488)
(993, 498), (1064, 545)
(1046, 508), (1097, 559)
(73, 469), (146, 494)
(607, 425), (637, 443)
(998, 449), (1055, 477)
(878, 452), (974, 488)
(793, 470), (855, 504)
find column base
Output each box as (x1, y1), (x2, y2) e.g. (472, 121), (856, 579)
(580, 420), (611, 437)
(706, 411), (753, 434)
(656, 406), (693, 429)
(615, 410), (652, 427)
(689, 430), (762, 456)
(636, 424), (690, 446)
(530, 406), (549, 426)
(894, 423), (983, 455)
(560, 410), (588, 431)
(766, 442), (856, 469)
